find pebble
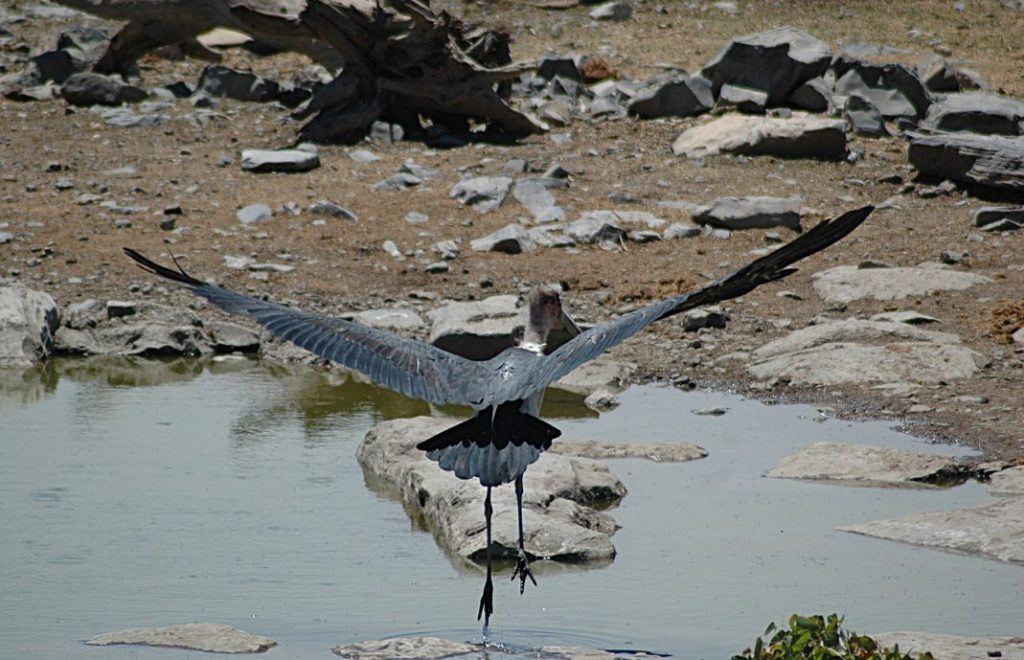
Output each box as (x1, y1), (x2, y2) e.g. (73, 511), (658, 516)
(237, 203), (273, 225)
(424, 261), (449, 274)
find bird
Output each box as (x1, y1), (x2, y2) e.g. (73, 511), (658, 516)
(124, 205), (872, 635)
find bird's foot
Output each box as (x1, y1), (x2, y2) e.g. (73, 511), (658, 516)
(510, 549), (537, 595)
(477, 576), (493, 631)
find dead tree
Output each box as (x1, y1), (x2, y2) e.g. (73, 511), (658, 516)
(54, 0), (545, 143)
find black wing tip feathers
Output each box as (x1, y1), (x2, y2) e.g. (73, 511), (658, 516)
(123, 247), (206, 288)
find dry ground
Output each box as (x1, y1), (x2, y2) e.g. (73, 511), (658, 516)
(1, 0), (1023, 458)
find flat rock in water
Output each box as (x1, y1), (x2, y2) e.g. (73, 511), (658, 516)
(747, 318), (989, 386)
(356, 417), (625, 564)
(872, 632), (1024, 660)
(627, 70), (713, 119)
(0, 286), (59, 368)
(549, 440), (707, 463)
(921, 91), (1024, 135)
(908, 131), (1024, 193)
(450, 176), (513, 213)
(692, 195), (802, 231)
(331, 637), (630, 659)
(700, 27), (832, 106)
(241, 149), (320, 173)
(207, 321), (260, 352)
(840, 497), (1024, 565)
(768, 442), (964, 486)
(85, 623), (276, 653)
(672, 113), (848, 161)
(989, 465), (1024, 495)
(812, 263), (990, 303)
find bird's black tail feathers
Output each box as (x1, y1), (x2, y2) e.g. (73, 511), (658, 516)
(417, 402), (561, 452)
(123, 248), (206, 288)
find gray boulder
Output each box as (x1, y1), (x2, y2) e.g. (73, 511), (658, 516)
(565, 216), (627, 245)
(470, 224), (536, 254)
(971, 205), (1024, 230)
(54, 301), (210, 357)
(692, 196), (802, 231)
(989, 466), (1024, 496)
(787, 77), (833, 112)
(663, 222), (702, 239)
(831, 58), (931, 118)
(513, 179), (563, 222)
(908, 131), (1024, 193)
(60, 72), (147, 106)
(714, 84), (768, 114)
(700, 27), (832, 105)
(673, 113), (848, 161)
(196, 65), (279, 102)
(921, 92), (1024, 135)
(236, 203), (273, 225)
(841, 497), (1024, 565)
(844, 94), (886, 137)
(207, 321), (260, 352)
(812, 263), (990, 303)
(240, 148), (320, 173)
(768, 442), (964, 486)
(427, 295), (521, 360)
(627, 70), (714, 119)
(308, 200), (356, 220)
(450, 177), (514, 213)
(86, 623), (276, 653)
(356, 417), (625, 565)
(920, 57), (988, 93)
(0, 286), (59, 368)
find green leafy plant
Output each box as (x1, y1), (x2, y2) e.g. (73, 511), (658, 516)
(732, 613), (935, 660)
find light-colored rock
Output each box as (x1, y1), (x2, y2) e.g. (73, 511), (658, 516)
(549, 440), (706, 463)
(869, 311), (941, 325)
(989, 465), (1024, 496)
(85, 623), (276, 653)
(332, 637), (477, 659)
(353, 308), (424, 331)
(357, 417), (624, 564)
(236, 203), (273, 225)
(450, 176), (513, 213)
(873, 632), (1024, 660)
(812, 263), (991, 304)
(554, 358), (636, 396)
(427, 295), (520, 360)
(841, 497), (1024, 565)
(908, 131), (1024, 193)
(470, 224), (537, 254)
(54, 302), (210, 357)
(768, 442), (964, 486)
(693, 196), (802, 231)
(0, 286), (59, 368)
(672, 113), (848, 161)
(747, 319), (989, 386)
(207, 321), (260, 352)
(921, 91), (1024, 135)
(240, 149), (320, 173)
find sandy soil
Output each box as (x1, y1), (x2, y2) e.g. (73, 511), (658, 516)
(2, 0), (1023, 460)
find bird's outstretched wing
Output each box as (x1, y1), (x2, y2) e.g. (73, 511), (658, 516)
(123, 248), (490, 407)
(501, 205), (873, 402)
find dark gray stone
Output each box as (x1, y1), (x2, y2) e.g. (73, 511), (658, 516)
(682, 306), (727, 331)
(56, 25), (109, 69)
(240, 148), (320, 173)
(715, 83), (768, 114)
(831, 58), (931, 118)
(590, 1), (633, 21)
(308, 200), (357, 221)
(844, 94), (886, 137)
(470, 224), (536, 254)
(196, 65), (279, 102)
(372, 173), (422, 191)
(692, 196), (802, 231)
(921, 92), (1024, 135)
(628, 70), (713, 119)
(60, 72), (147, 106)
(787, 77), (833, 112)
(565, 216), (627, 244)
(908, 131), (1024, 193)
(971, 205), (1024, 229)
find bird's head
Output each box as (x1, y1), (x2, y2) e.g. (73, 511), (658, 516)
(525, 286), (580, 346)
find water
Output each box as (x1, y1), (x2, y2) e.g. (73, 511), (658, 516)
(1, 357), (1020, 659)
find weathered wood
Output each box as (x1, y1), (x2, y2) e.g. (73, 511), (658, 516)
(53, 0), (544, 142)
(908, 131), (1024, 193)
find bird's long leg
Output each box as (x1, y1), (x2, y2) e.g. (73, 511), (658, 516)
(477, 486), (494, 638)
(510, 475), (536, 594)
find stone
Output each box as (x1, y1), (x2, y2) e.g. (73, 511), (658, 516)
(565, 216), (626, 245)
(427, 295), (520, 360)
(554, 358), (637, 397)
(589, 1), (632, 21)
(372, 173), (422, 191)
(747, 318), (989, 386)
(470, 224), (536, 254)
(692, 196), (802, 231)
(240, 149), (320, 173)
(844, 94), (886, 137)
(85, 623), (275, 653)
(356, 417), (625, 565)
(908, 131), (1024, 193)
(348, 149), (380, 163)
(872, 633), (1024, 660)
(921, 92), (1024, 135)
(54, 302), (210, 358)
(537, 55), (583, 81)
(331, 637), (477, 659)
(768, 442), (964, 486)
(0, 286), (59, 368)
(989, 465), (1024, 495)
(308, 200), (357, 221)
(663, 222), (702, 239)
(841, 497), (1024, 565)
(353, 308), (424, 331)
(672, 113), (848, 161)
(431, 238), (461, 260)
(681, 306), (727, 331)
(549, 440), (706, 463)
(811, 263), (990, 304)
(196, 65), (279, 102)
(832, 58), (931, 118)
(207, 321), (260, 352)
(869, 311), (941, 325)
(787, 77), (833, 112)
(700, 27), (832, 106)
(972, 205), (1024, 229)
(60, 72), (147, 106)
(236, 203), (273, 225)
(715, 84), (768, 114)
(627, 70), (714, 119)
(449, 176), (513, 213)
(64, 299), (106, 329)
(513, 179), (563, 221)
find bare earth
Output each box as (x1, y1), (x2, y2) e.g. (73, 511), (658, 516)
(2, 1), (1023, 460)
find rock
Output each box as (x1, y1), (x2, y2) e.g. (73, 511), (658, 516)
(60, 72), (147, 106)
(196, 65), (279, 102)
(681, 306), (727, 331)
(427, 295), (521, 360)
(331, 637), (477, 659)
(672, 113), (848, 161)
(554, 358), (637, 397)
(348, 149), (380, 163)
(565, 216), (626, 245)
(869, 311), (941, 325)
(470, 224), (536, 254)
(768, 442), (964, 486)
(812, 263), (991, 304)
(64, 299), (106, 329)
(787, 77), (833, 112)
(356, 417), (625, 565)
(989, 465), (1024, 495)
(921, 91), (1024, 135)
(207, 321), (260, 352)
(747, 318), (989, 386)
(237, 203), (273, 225)
(841, 497), (1024, 565)
(513, 179), (563, 222)
(832, 58), (931, 118)
(431, 238), (461, 260)
(424, 261), (449, 274)
(353, 308), (424, 331)
(589, 1), (632, 21)
(921, 56), (988, 93)
(382, 240), (403, 260)
(908, 130), (1024, 193)
(971, 205), (1024, 229)
(700, 27), (832, 106)
(308, 200), (357, 220)
(85, 623), (276, 653)
(549, 440), (706, 463)
(449, 176), (513, 213)
(54, 301), (210, 358)
(872, 633), (1024, 660)
(240, 148), (320, 173)
(714, 83), (768, 114)
(663, 222), (702, 239)
(372, 173), (422, 191)
(844, 94), (886, 137)
(627, 70), (714, 119)
(537, 55), (584, 81)
(0, 286), (59, 368)
(692, 196), (802, 231)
